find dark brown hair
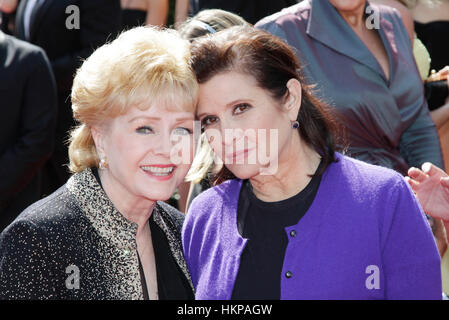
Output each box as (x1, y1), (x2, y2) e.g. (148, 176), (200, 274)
(190, 26), (346, 185)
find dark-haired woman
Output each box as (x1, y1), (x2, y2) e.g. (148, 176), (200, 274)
(182, 26), (442, 300)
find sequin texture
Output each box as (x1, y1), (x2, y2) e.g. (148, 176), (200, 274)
(0, 168), (193, 299)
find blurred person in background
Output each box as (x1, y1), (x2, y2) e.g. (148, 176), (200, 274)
(256, 0), (444, 176)
(0, 0), (17, 33)
(412, 0), (449, 74)
(334, 0), (449, 298)
(409, 0), (449, 173)
(6, 0), (122, 198)
(174, 0), (299, 25)
(372, 0), (449, 130)
(178, 8), (248, 39)
(121, 0), (169, 30)
(407, 162), (449, 296)
(0, 19), (56, 232)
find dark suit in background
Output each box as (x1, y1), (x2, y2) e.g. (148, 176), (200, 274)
(0, 31), (57, 231)
(14, 0), (122, 196)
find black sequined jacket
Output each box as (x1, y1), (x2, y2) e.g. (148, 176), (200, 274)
(0, 169), (194, 300)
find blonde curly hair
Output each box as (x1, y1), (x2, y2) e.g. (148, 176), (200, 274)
(69, 26), (198, 173)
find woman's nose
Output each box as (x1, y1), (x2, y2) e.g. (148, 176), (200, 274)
(219, 119), (244, 147)
(222, 127), (245, 147)
(152, 131), (173, 156)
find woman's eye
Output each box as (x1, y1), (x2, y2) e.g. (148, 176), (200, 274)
(233, 103), (251, 115)
(136, 126), (154, 134)
(201, 116), (219, 130)
(172, 127), (192, 136)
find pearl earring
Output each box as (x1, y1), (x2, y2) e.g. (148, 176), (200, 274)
(99, 157), (108, 170)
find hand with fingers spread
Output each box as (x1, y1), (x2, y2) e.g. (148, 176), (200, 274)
(406, 163), (449, 221)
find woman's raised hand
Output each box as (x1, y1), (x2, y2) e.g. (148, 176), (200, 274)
(406, 162), (449, 221)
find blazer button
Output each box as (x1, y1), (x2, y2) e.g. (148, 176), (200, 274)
(285, 271), (293, 279)
(290, 230), (297, 237)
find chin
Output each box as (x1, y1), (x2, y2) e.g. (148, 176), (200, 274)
(329, 0), (365, 11)
(226, 164), (262, 180)
(144, 192), (173, 202)
(138, 185), (175, 202)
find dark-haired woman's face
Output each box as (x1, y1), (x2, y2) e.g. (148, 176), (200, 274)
(197, 71), (300, 179)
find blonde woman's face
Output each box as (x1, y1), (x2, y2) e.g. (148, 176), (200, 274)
(97, 104), (196, 202)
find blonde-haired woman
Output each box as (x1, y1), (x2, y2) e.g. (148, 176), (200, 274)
(0, 26), (198, 300)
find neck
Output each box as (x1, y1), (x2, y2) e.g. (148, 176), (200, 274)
(98, 169), (155, 236)
(334, 3), (366, 29)
(249, 133), (322, 202)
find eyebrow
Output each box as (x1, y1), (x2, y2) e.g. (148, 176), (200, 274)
(128, 116), (194, 123)
(174, 117), (195, 123)
(128, 116), (160, 123)
(197, 99), (254, 119)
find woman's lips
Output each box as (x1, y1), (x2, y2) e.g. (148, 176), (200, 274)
(224, 148), (254, 164)
(140, 165), (177, 181)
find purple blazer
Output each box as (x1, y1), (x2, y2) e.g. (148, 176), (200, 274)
(182, 153), (442, 299)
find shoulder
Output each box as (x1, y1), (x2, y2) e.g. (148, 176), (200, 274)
(330, 154), (420, 231)
(374, 0), (413, 23)
(377, 2), (414, 43)
(334, 153), (408, 198)
(374, 2), (412, 33)
(2, 184), (82, 238)
(0, 187), (70, 263)
(2, 34), (48, 63)
(0, 185), (81, 299)
(337, 152), (405, 183)
(255, 1), (310, 33)
(156, 201), (186, 231)
(183, 179), (241, 231)
(188, 179), (241, 214)
(1, 34), (52, 84)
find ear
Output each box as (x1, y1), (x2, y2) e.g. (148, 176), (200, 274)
(91, 125), (106, 159)
(284, 78), (302, 122)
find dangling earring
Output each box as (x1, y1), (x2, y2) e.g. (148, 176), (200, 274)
(99, 157), (108, 170)
(292, 121), (300, 129)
